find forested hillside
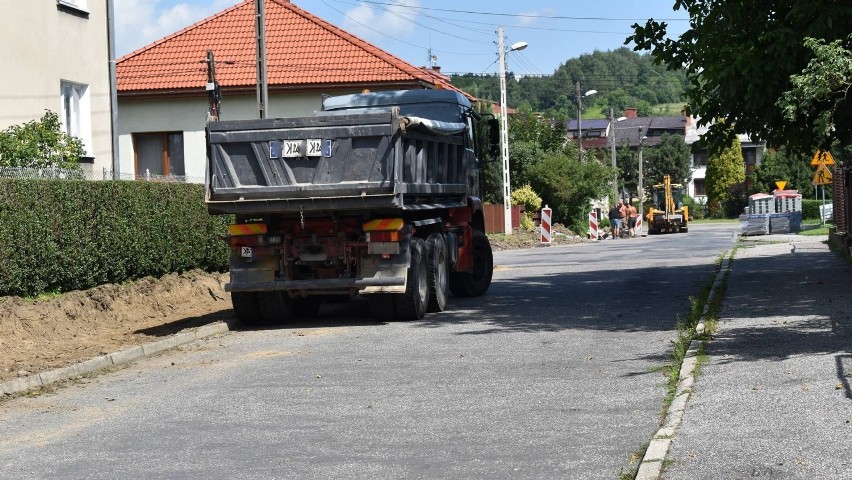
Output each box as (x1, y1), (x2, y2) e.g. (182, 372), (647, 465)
(451, 47), (687, 118)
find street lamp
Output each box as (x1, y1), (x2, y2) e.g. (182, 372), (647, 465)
(608, 108), (627, 203)
(498, 26), (527, 235)
(637, 129), (648, 236)
(575, 82), (597, 161)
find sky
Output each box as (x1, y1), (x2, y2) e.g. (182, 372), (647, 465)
(114, 0), (691, 76)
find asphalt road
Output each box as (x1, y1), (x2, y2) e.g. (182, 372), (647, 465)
(0, 224), (737, 480)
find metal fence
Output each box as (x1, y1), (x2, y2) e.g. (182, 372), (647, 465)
(0, 166), (204, 183)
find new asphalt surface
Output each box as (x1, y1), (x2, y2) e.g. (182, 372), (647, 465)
(662, 233), (852, 479)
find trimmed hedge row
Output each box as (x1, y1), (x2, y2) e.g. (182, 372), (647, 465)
(0, 179), (231, 297)
(802, 198), (827, 220)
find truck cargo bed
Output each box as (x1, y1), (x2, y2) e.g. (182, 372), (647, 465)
(206, 110), (472, 215)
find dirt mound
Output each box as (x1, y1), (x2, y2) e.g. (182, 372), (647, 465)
(0, 270), (232, 383)
(488, 225), (585, 251)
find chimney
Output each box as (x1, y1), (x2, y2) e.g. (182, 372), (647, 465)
(624, 108), (638, 119)
(432, 66), (441, 73)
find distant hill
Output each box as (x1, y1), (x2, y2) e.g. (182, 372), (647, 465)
(451, 47), (688, 119)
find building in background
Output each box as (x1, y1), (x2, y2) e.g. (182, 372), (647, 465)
(568, 110), (765, 203)
(1, 0), (114, 176)
(116, 0), (459, 183)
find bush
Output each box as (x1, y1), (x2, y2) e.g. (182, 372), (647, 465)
(802, 199), (824, 220)
(0, 111), (85, 169)
(683, 195), (707, 220)
(511, 184), (542, 213)
(0, 179), (231, 297)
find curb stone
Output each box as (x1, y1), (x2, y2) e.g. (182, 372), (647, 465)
(0, 320), (235, 397)
(634, 250), (733, 479)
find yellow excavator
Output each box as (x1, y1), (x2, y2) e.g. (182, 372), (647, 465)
(647, 175), (688, 234)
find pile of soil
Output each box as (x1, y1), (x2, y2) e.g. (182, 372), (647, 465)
(0, 270), (232, 383)
(0, 229), (587, 385)
(488, 224), (585, 250)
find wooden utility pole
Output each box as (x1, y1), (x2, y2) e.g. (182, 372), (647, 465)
(206, 50), (221, 122)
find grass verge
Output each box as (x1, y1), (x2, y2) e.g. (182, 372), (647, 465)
(623, 251), (731, 479)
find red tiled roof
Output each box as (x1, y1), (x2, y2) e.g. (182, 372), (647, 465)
(117, 0), (452, 95)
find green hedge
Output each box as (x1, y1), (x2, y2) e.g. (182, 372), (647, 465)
(802, 199), (825, 220)
(0, 179), (231, 297)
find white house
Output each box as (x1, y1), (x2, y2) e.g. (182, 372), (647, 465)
(685, 118), (765, 202)
(0, 0), (114, 176)
(116, 0), (457, 183)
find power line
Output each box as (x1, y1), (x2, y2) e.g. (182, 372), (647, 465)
(332, 0), (689, 22)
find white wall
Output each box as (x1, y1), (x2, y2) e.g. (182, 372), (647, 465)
(1, 1), (112, 175)
(117, 91), (360, 182)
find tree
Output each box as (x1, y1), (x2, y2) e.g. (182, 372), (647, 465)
(751, 147), (815, 198)
(528, 150), (611, 231)
(706, 135), (745, 217)
(629, 1), (852, 153)
(642, 133), (692, 187)
(0, 111), (84, 169)
(778, 35), (852, 150)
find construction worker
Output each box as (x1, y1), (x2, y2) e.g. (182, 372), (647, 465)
(626, 202), (638, 237)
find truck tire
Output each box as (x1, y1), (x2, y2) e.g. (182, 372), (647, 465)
(231, 292), (262, 326)
(449, 230), (493, 297)
(394, 237), (429, 320)
(257, 291), (293, 324)
(425, 233), (449, 313)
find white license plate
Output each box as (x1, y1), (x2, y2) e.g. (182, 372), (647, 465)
(306, 139), (322, 157)
(281, 140), (302, 157)
(241, 247), (252, 258)
(281, 139), (322, 157)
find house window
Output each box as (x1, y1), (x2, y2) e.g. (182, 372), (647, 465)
(57, 0), (88, 11)
(693, 179), (706, 196)
(133, 132), (185, 178)
(585, 130), (602, 138)
(693, 151), (709, 167)
(60, 81), (93, 158)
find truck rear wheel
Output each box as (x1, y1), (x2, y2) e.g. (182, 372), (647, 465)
(231, 292), (262, 326)
(449, 230), (493, 297)
(368, 237), (429, 321)
(426, 233), (449, 313)
(257, 291), (293, 324)
(395, 237), (429, 320)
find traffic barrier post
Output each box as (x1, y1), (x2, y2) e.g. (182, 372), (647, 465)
(588, 211), (599, 240)
(540, 205), (552, 245)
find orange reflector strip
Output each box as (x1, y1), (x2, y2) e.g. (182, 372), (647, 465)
(362, 218), (404, 232)
(367, 231), (400, 242)
(228, 223), (267, 236)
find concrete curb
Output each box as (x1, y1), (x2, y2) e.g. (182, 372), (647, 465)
(635, 251), (733, 480)
(0, 320), (235, 397)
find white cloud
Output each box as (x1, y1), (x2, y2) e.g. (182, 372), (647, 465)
(342, 0), (420, 40)
(517, 8), (557, 27)
(114, 0), (236, 57)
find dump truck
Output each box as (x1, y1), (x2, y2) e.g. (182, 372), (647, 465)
(205, 89), (497, 324)
(646, 175), (689, 233)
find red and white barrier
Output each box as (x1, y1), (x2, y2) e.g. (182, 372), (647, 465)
(635, 216), (643, 235)
(540, 206), (552, 244)
(588, 211), (599, 240)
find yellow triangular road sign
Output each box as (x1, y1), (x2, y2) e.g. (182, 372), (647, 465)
(775, 181), (787, 191)
(810, 150), (836, 166)
(813, 162), (833, 185)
